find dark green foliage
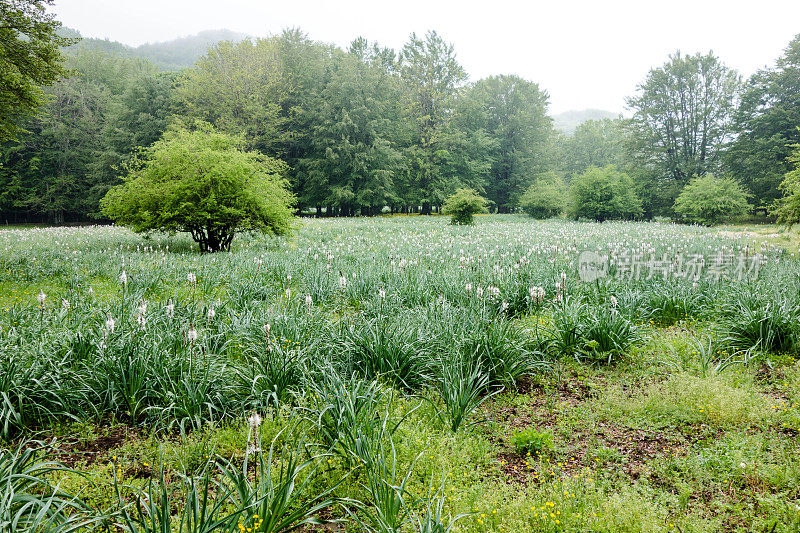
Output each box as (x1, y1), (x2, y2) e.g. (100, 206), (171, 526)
(772, 145), (800, 226)
(726, 34), (800, 208)
(441, 188), (488, 225)
(298, 44), (405, 215)
(569, 165), (641, 221)
(341, 319), (429, 392)
(457, 75), (554, 212)
(0, 0), (73, 142)
(0, 51), (173, 223)
(549, 297), (642, 364)
(673, 175), (750, 225)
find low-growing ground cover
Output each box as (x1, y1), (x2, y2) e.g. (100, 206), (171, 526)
(0, 215), (798, 532)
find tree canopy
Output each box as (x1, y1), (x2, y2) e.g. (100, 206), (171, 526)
(673, 175), (750, 225)
(101, 123), (294, 252)
(626, 52), (740, 215)
(726, 34), (800, 208)
(0, 0), (72, 143)
(4, 24), (800, 227)
(771, 144), (800, 227)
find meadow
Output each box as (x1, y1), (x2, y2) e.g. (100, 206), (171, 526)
(1, 215), (799, 532)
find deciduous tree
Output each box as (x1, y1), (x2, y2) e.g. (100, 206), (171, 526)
(101, 123), (294, 252)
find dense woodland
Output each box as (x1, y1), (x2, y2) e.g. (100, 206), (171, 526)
(1, 27), (799, 223)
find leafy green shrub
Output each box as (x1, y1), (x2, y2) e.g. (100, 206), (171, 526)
(101, 122), (294, 252)
(441, 188), (488, 225)
(519, 172), (565, 219)
(673, 175), (750, 225)
(510, 427), (554, 456)
(569, 165), (642, 221)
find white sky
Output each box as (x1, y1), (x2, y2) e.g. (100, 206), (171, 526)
(49, 0), (800, 114)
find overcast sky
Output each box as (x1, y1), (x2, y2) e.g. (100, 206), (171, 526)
(49, 0), (800, 114)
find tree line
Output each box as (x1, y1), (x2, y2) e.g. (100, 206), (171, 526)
(2, 5), (799, 225)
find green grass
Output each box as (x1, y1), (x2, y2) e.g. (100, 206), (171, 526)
(1, 216), (798, 532)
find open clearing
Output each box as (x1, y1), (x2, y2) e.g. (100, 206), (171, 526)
(1, 215), (798, 532)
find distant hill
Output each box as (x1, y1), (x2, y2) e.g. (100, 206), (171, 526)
(552, 109), (619, 135)
(60, 28), (248, 70)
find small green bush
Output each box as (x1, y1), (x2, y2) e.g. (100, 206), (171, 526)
(519, 172), (565, 219)
(441, 188), (488, 225)
(510, 427), (554, 456)
(673, 175), (750, 225)
(569, 165), (642, 221)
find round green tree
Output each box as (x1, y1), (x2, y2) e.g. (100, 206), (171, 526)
(101, 123), (294, 252)
(441, 188), (488, 225)
(569, 165), (641, 221)
(519, 172), (565, 219)
(674, 175), (750, 225)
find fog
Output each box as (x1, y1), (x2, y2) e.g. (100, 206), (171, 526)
(49, 0), (800, 113)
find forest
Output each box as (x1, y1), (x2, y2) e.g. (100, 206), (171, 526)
(2, 25), (799, 224)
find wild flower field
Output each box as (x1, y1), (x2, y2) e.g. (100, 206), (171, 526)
(1, 215), (799, 532)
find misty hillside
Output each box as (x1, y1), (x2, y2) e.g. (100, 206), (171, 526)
(552, 109), (619, 135)
(60, 28), (248, 70)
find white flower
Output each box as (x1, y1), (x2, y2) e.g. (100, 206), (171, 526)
(339, 271), (347, 290)
(37, 289), (46, 306)
(476, 286), (484, 298)
(136, 300), (147, 315)
(187, 326), (198, 343)
(62, 299), (70, 310)
(248, 411), (262, 429)
(610, 295), (618, 308)
(305, 294), (313, 308)
(528, 286), (545, 304)
(378, 286), (386, 299)
(465, 282), (472, 293)
(105, 314), (116, 333)
(187, 272), (196, 284)
(87, 286), (94, 296)
(263, 323), (271, 336)
(284, 287), (291, 299)
(166, 299), (175, 319)
(119, 270), (128, 285)
(207, 306), (216, 320)
(501, 301), (509, 311)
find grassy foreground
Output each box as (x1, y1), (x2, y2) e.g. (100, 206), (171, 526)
(0, 215), (798, 532)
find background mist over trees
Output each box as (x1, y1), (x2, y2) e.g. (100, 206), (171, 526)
(2, 25), (799, 224)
